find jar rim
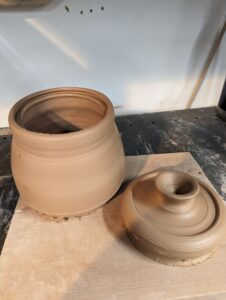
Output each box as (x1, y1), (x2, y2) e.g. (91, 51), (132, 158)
(8, 87), (114, 141)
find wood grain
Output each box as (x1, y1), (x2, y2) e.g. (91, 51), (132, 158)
(0, 153), (226, 300)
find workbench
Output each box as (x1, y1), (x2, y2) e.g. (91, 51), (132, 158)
(1, 106), (226, 254)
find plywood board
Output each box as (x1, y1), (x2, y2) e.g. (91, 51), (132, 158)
(0, 153), (226, 300)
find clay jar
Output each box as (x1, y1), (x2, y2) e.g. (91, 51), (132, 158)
(121, 170), (226, 266)
(9, 88), (125, 216)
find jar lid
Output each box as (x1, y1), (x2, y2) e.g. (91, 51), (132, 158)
(121, 170), (226, 266)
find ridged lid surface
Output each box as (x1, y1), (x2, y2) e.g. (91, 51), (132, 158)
(121, 170), (226, 266)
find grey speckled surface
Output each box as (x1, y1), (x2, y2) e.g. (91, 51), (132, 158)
(116, 106), (226, 199)
(0, 106), (226, 253)
(0, 132), (19, 252)
(0, 175), (18, 252)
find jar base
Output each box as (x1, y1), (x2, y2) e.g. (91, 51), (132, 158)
(20, 176), (124, 217)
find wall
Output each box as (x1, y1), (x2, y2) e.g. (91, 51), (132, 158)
(0, 0), (225, 127)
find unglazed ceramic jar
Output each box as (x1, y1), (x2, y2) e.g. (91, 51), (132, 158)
(121, 170), (226, 266)
(9, 88), (125, 216)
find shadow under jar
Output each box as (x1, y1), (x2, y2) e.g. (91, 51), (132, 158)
(9, 88), (125, 216)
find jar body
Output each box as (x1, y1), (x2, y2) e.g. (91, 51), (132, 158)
(9, 88), (125, 216)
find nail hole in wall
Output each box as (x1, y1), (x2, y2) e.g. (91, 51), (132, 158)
(101, 6), (104, 10)
(65, 5), (69, 12)
(152, 121), (156, 124)
(80, 10), (83, 14)
(90, 9), (93, 13)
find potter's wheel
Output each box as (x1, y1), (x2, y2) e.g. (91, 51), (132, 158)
(121, 170), (226, 266)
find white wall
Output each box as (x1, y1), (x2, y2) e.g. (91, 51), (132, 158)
(0, 0), (225, 127)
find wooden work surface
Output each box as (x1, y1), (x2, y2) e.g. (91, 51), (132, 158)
(0, 152), (226, 300)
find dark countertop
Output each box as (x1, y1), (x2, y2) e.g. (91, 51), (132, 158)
(1, 106), (226, 252)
